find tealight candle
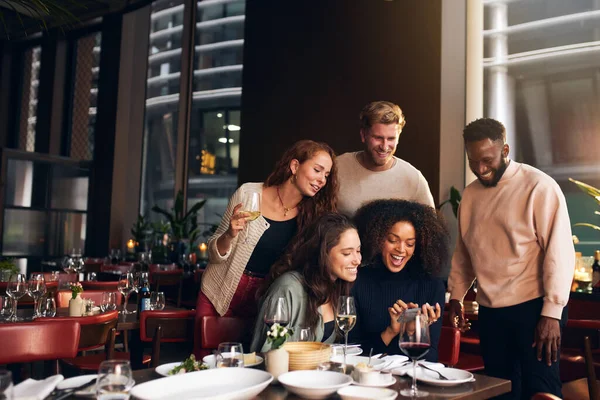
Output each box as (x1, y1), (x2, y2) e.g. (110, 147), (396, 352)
(126, 239), (135, 254)
(199, 243), (208, 260)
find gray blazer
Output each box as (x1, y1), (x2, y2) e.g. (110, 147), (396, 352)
(250, 271), (336, 352)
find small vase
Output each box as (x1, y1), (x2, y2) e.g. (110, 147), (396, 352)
(69, 293), (84, 316)
(265, 347), (289, 383)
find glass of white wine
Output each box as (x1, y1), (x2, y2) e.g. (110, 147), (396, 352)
(336, 296), (357, 373)
(241, 191), (261, 243)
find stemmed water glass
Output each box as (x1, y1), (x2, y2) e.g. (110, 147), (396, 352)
(101, 292), (118, 312)
(263, 297), (289, 328)
(241, 191), (261, 243)
(0, 296), (13, 320)
(6, 274), (26, 322)
(398, 308), (431, 397)
(28, 274), (47, 319)
(39, 297), (56, 317)
(117, 273), (135, 315)
(216, 342), (244, 368)
(150, 292), (165, 310)
(335, 296), (357, 372)
(96, 360), (135, 400)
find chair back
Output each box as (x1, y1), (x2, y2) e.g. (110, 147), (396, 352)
(584, 335), (600, 400)
(29, 272), (78, 285)
(438, 326), (461, 367)
(55, 290), (123, 308)
(200, 316), (248, 349)
(140, 310), (196, 367)
(149, 264), (178, 273)
(101, 264), (134, 274)
(0, 321), (80, 364)
(80, 281), (120, 291)
(84, 262), (103, 273)
(39, 310), (119, 351)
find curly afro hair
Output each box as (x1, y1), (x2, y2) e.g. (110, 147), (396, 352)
(354, 199), (450, 277)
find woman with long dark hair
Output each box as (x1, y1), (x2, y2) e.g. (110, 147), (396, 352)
(194, 140), (338, 356)
(350, 199), (449, 361)
(250, 213), (361, 352)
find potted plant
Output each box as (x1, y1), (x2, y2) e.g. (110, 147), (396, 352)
(264, 323), (293, 382)
(569, 178), (600, 233)
(68, 282), (84, 316)
(0, 258), (18, 282)
(131, 214), (153, 253)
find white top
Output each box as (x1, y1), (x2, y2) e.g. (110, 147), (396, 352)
(336, 152), (435, 217)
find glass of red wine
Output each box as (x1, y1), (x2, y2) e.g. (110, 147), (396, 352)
(398, 308), (431, 397)
(263, 297), (289, 328)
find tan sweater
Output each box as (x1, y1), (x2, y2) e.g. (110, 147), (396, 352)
(448, 161), (575, 319)
(201, 182), (270, 316)
(336, 152), (435, 217)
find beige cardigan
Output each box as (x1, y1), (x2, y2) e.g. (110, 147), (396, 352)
(201, 182), (271, 316)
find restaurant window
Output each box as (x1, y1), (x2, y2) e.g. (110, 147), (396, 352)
(140, 0), (185, 217)
(17, 46), (42, 152)
(65, 31), (102, 161)
(482, 0), (600, 255)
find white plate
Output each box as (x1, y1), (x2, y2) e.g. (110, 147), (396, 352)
(278, 370), (353, 399)
(331, 346), (363, 356)
(55, 374), (97, 397)
(155, 362), (183, 377)
(129, 368), (273, 399)
(338, 386), (398, 400)
(202, 354), (264, 368)
(330, 355), (386, 368)
(406, 367), (475, 387)
(353, 375), (396, 388)
(391, 361), (443, 376)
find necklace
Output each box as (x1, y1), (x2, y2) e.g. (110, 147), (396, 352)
(277, 186), (298, 217)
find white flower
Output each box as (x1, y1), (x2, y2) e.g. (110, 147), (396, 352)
(282, 328), (288, 335)
(266, 331), (271, 337)
(280, 331), (285, 337)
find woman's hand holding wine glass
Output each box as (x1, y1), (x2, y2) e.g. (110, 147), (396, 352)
(398, 308), (431, 398)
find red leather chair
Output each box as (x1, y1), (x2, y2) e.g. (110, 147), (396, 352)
(194, 315), (250, 358)
(55, 290), (123, 308)
(83, 262), (103, 273)
(80, 281), (120, 291)
(149, 270), (183, 307)
(140, 310), (195, 367)
(29, 272), (78, 285)
(438, 326), (460, 367)
(0, 321), (80, 374)
(101, 264), (134, 274)
(563, 336), (600, 400)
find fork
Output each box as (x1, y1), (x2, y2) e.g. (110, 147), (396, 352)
(418, 363), (454, 380)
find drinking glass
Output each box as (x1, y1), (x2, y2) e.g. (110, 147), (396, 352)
(138, 252), (151, 272)
(241, 192), (261, 243)
(6, 274), (26, 322)
(0, 369), (13, 400)
(117, 273), (135, 314)
(398, 308), (431, 397)
(39, 297), (56, 317)
(263, 297), (289, 328)
(299, 326), (314, 342)
(150, 292), (165, 310)
(96, 360), (134, 400)
(0, 296), (13, 320)
(101, 292), (118, 312)
(87, 272), (98, 281)
(49, 271), (60, 282)
(216, 342), (244, 368)
(335, 296), (357, 372)
(28, 274), (47, 319)
(110, 249), (122, 265)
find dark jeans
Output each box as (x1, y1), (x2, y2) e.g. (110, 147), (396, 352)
(479, 297), (568, 400)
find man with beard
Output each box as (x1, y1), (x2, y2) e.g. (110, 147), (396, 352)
(336, 101), (435, 217)
(448, 118), (574, 399)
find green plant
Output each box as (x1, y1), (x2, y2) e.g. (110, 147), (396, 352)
(438, 186), (462, 218)
(69, 282), (83, 299)
(569, 178), (600, 232)
(131, 214), (153, 246)
(0, 0), (83, 38)
(0, 258), (18, 274)
(151, 190), (207, 246)
(266, 323), (293, 350)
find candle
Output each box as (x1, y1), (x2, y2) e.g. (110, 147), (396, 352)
(574, 267), (591, 282)
(126, 239), (135, 254)
(199, 243), (208, 260)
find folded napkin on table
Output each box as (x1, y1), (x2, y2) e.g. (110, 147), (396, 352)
(391, 361), (445, 376)
(374, 355), (410, 371)
(13, 375), (64, 400)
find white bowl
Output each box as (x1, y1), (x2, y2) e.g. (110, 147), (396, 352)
(278, 370), (353, 399)
(338, 386), (398, 400)
(129, 368), (272, 399)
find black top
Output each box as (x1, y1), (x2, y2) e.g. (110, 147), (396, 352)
(245, 217), (298, 276)
(349, 258), (446, 362)
(323, 320), (334, 342)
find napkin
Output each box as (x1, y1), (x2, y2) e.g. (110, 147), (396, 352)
(374, 355), (410, 371)
(391, 361), (445, 376)
(13, 375), (64, 400)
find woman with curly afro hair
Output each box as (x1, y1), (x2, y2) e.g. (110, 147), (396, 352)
(349, 199), (450, 361)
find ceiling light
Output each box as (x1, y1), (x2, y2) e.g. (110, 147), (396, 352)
(217, 113), (223, 118)
(227, 124), (240, 131)
(218, 138), (227, 143)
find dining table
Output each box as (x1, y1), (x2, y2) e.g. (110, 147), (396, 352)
(65, 367), (510, 400)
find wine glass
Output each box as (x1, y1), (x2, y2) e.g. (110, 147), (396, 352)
(28, 274), (47, 319)
(150, 292), (165, 310)
(96, 360), (135, 400)
(299, 326), (314, 342)
(263, 297), (289, 328)
(398, 308), (431, 397)
(216, 342), (244, 368)
(138, 252), (151, 272)
(0, 296), (13, 320)
(110, 249), (122, 265)
(101, 292), (118, 312)
(335, 296), (357, 372)
(39, 297), (56, 317)
(241, 191), (261, 243)
(117, 273), (135, 315)
(6, 274), (27, 322)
